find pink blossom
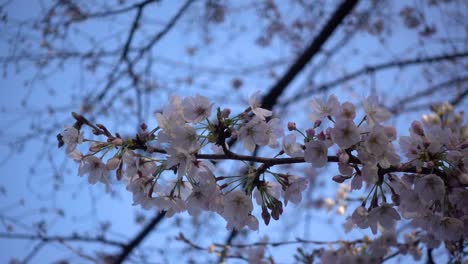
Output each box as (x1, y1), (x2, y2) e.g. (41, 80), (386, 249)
(331, 119), (360, 149)
(182, 94), (212, 123)
(248, 91), (272, 121)
(304, 140), (328, 168)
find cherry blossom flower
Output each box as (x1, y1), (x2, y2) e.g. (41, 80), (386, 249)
(351, 206), (369, 229)
(185, 168), (223, 216)
(283, 176), (308, 206)
(60, 127), (83, 153)
(414, 174), (445, 204)
(222, 190), (258, 230)
(265, 118), (284, 148)
(166, 147), (196, 179)
(331, 119), (360, 149)
(239, 117), (269, 152)
(248, 91), (272, 121)
(335, 101), (356, 120)
(361, 164), (378, 184)
(171, 125), (200, 150)
(154, 196), (187, 217)
(434, 217), (464, 241)
(365, 125), (389, 155)
(78, 156), (110, 187)
(363, 95), (391, 126)
(126, 176), (157, 209)
(182, 94), (212, 123)
(304, 140), (328, 168)
(367, 203), (400, 234)
(310, 94), (339, 120)
(282, 134), (303, 157)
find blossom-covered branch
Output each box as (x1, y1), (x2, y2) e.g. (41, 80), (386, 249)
(58, 92), (468, 263)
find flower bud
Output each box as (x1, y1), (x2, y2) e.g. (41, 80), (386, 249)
(287, 122), (296, 131)
(317, 131), (326, 141)
(89, 142), (106, 152)
(460, 141), (468, 149)
(140, 123), (148, 130)
(338, 151), (349, 164)
(261, 206), (271, 225)
(306, 128), (315, 138)
(411, 121), (424, 136)
(106, 157), (121, 170)
(332, 175), (346, 183)
(112, 138), (124, 146)
(314, 120), (322, 128)
(426, 161), (434, 168)
(423, 139), (431, 149)
(221, 108), (231, 118)
(384, 126), (397, 140)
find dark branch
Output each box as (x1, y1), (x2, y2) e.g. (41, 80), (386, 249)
(282, 51), (468, 106)
(140, 0), (195, 54)
(389, 76), (468, 114)
(113, 211), (166, 264)
(0, 232), (125, 247)
(217, 230), (238, 264)
(261, 0), (360, 110)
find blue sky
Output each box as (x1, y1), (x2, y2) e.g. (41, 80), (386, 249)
(0, 0), (466, 263)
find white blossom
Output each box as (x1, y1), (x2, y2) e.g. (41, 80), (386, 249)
(248, 91), (272, 121)
(363, 95), (391, 126)
(283, 176), (308, 206)
(335, 101), (356, 120)
(182, 94), (212, 123)
(331, 119), (360, 149)
(367, 203), (400, 234)
(282, 134), (304, 157)
(304, 140), (328, 168)
(222, 190), (258, 230)
(78, 156), (110, 188)
(61, 127), (83, 153)
(239, 117), (269, 152)
(310, 94), (339, 120)
(414, 174), (445, 204)
(126, 176), (157, 209)
(434, 217), (464, 241)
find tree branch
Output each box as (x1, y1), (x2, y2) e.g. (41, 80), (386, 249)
(261, 0), (360, 110)
(282, 51), (468, 106)
(113, 211), (166, 264)
(0, 232), (125, 247)
(389, 76), (468, 114)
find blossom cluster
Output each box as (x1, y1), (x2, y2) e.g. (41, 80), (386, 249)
(58, 92), (467, 262)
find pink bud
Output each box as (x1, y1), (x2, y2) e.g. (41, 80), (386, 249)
(89, 142), (106, 152)
(317, 131), (326, 141)
(221, 108), (231, 118)
(140, 123), (148, 130)
(339, 152), (349, 164)
(411, 121), (424, 136)
(112, 138), (124, 146)
(314, 120), (322, 128)
(384, 126), (397, 140)
(287, 122), (296, 131)
(106, 157), (121, 170)
(332, 175), (346, 183)
(306, 128), (315, 138)
(426, 161), (434, 168)
(423, 139), (431, 148)
(460, 141), (468, 149)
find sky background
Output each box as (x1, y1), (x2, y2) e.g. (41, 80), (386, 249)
(0, 0), (466, 263)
